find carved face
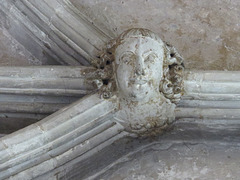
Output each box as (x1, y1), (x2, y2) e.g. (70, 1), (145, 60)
(115, 37), (164, 101)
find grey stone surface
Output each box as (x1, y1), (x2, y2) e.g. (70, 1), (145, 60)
(0, 94), (127, 180)
(96, 119), (240, 180)
(70, 0), (240, 70)
(0, 27), (41, 66)
(0, 0), (111, 66)
(1, 68), (240, 136)
(0, 66), (100, 133)
(1, 0), (240, 69)
(0, 1), (239, 179)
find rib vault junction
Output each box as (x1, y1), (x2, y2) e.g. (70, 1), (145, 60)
(0, 0), (240, 179)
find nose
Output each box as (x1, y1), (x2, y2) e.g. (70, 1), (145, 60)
(135, 55), (146, 76)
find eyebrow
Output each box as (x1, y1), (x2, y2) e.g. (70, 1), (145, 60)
(121, 51), (134, 56)
(142, 50), (158, 57)
(116, 51), (134, 64)
(119, 51), (134, 59)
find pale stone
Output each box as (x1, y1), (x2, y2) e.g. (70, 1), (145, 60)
(0, 28), (184, 179)
(70, 0), (240, 71)
(0, 0), (239, 179)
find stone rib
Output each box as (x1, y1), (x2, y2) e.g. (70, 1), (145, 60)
(176, 70), (240, 120)
(0, 0), (111, 65)
(1, 69), (240, 134)
(0, 66), (99, 133)
(0, 94), (125, 179)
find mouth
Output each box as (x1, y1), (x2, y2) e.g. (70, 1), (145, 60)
(129, 78), (148, 85)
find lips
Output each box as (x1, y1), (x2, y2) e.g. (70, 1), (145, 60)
(129, 78), (147, 85)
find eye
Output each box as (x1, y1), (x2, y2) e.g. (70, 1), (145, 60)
(122, 56), (130, 64)
(120, 52), (134, 64)
(145, 53), (157, 63)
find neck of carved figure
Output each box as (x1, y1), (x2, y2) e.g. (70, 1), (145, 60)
(115, 94), (176, 136)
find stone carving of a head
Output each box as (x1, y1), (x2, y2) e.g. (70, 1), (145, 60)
(100, 28), (184, 104)
(113, 28), (165, 101)
(98, 28), (184, 135)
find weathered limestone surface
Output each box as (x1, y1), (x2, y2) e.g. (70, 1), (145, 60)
(0, 28), (184, 179)
(0, 93), (127, 179)
(0, 27), (41, 66)
(1, 69), (240, 134)
(0, 0), (239, 178)
(0, 66), (240, 119)
(1, 27), (240, 180)
(70, 0), (240, 71)
(0, 66), (100, 133)
(96, 118), (240, 180)
(176, 70), (240, 120)
(2, 0), (240, 70)
(0, 66), (99, 96)
(0, 65), (239, 179)
(0, 0), (111, 65)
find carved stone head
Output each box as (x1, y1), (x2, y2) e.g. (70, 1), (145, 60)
(99, 28), (184, 135)
(114, 29), (165, 102)
(101, 28), (184, 104)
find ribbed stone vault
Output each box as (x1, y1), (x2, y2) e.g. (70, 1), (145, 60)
(0, 1), (240, 180)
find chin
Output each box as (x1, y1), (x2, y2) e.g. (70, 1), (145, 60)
(119, 85), (152, 101)
(127, 90), (151, 101)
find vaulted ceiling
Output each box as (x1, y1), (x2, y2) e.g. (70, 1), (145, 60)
(1, 0), (240, 70)
(0, 1), (240, 179)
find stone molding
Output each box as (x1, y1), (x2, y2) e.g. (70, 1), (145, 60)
(0, 94), (127, 179)
(0, 68), (239, 134)
(0, 0), (111, 65)
(0, 66), (101, 133)
(176, 70), (240, 120)
(1, 68), (240, 178)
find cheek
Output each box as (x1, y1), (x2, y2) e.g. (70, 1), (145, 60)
(147, 63), (162, 82)
(117, 64), (133, 77)
(116, 64), (131, 85)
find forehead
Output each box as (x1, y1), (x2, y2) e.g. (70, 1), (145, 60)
(115, 37), (164, 55)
